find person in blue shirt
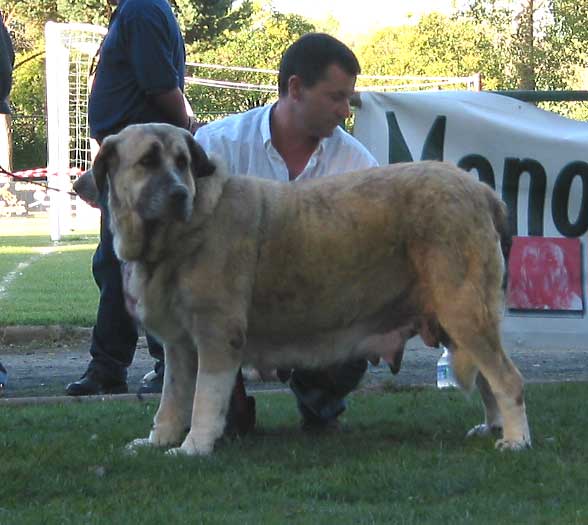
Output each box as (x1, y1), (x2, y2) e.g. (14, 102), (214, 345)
(66, 0), (199, 396)
(0, 11), (15, 395)
(68, 0), (255, 437)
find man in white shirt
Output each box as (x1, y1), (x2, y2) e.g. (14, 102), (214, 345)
(195, 33), (379, 431)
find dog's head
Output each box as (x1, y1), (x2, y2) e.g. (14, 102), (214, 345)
(75, 123), (216, 261)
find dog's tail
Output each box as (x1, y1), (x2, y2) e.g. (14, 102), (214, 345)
(485, 187), (512, 287)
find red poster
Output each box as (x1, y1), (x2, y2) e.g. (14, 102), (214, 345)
(507, 236), (583, 311)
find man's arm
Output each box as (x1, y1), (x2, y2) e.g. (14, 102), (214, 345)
(150, 87), (199, 133)
(125, 8), (200, 133)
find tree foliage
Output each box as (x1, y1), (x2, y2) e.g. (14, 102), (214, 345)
(186, 5), (314, 117)
(356, 13), (507, 89)
(356, 1), (588, 107)
(457, 0), (588, 90)
(1, 2), (59, 53)
(172, 0), (253, 49)
(2, 0), (252, 169)
(2, 0), (252, 47)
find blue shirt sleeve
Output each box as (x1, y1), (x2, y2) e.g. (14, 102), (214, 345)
(123, 8), (180, 94)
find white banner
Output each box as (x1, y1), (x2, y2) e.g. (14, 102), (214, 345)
(353, 91), (588, 350)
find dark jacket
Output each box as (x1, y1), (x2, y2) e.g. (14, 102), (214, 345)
(0, 16), (15, 114)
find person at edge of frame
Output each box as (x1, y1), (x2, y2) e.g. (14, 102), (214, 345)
(0, 11), (15, 395)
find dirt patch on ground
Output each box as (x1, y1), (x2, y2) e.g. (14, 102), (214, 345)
(1, 327), (587, 399)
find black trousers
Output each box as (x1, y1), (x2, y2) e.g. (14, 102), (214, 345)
(88, 197), (163, 378)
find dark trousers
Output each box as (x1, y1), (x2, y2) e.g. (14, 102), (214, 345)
(289, 359), (368, 423)
(88, 197), (163, 378)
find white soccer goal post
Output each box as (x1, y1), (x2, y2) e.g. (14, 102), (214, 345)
(45, 21), (106, 240)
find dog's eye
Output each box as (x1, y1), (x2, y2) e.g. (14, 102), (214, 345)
(176, 154), (188, 170)
(139, 151), (159, 168)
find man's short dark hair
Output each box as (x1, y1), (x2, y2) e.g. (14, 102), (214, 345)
(278, 33), (361, 97)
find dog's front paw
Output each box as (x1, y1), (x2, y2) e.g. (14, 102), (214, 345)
(125, 426), (184, 454)
(147, 423), (186, 446)
(125, 437), (153, 455)
(164, 432), (216, 456)
(165, 442), (214, 457)
(466, 423), (502, 439)
(495, 438), (532, 452)
(165, 446), (188, 457)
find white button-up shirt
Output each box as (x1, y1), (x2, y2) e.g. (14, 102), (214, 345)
(194, 104), (378, 181)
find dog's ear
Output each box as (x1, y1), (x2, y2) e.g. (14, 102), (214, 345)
(185, 134), (215, 179)
(92, 135), (119, 195)
(72, 169), (100, 207)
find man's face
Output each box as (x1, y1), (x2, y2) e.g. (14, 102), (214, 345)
(294, 63), (356, 139)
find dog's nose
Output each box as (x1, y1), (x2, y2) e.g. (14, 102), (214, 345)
(169, 185), (188, 206)
(169, 185), (192, 222)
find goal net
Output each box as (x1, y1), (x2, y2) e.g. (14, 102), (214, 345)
(45, 21), (106, 240)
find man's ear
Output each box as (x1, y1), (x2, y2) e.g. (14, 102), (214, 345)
(185, 133), (215, 179)
(92, 135), (119, 195)
(288, 74), (304, 101)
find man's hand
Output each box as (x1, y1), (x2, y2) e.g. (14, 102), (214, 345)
(187, 115), (205, 134)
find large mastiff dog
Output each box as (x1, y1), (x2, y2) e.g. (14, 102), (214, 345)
(75, 123), (531, 456)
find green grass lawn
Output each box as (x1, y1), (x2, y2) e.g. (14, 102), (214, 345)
(1, 384), (587, 524)
(0, 231), (99, 326)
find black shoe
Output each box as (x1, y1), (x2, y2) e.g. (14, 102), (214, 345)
(66, 368), (128, 396)
(301, 416), (341, 434)
(137, 367), (164, 395)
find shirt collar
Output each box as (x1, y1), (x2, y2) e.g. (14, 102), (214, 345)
(261, 103), (274, 147)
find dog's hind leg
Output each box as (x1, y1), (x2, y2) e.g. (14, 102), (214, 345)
(473, 338), (530, 450)
(446, 344), (478, 392)
(449, 328), (531, 451)
(127, 340), (198, 452)
(442, 343), (504, 434)
(465, 372), (503, 438)
(419, 237), (530, 450)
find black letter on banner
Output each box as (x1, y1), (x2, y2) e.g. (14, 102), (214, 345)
(421, 116), (446, 161)
(458, 154), (496, 189)
(502, 158), (546, 237)
(552, 161), (588, 237)
(385, 112), (446, 164)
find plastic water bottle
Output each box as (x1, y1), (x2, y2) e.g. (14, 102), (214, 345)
(436, 346), (457, 389)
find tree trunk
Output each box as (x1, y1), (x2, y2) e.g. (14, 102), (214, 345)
(515, 0), (536, 90)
